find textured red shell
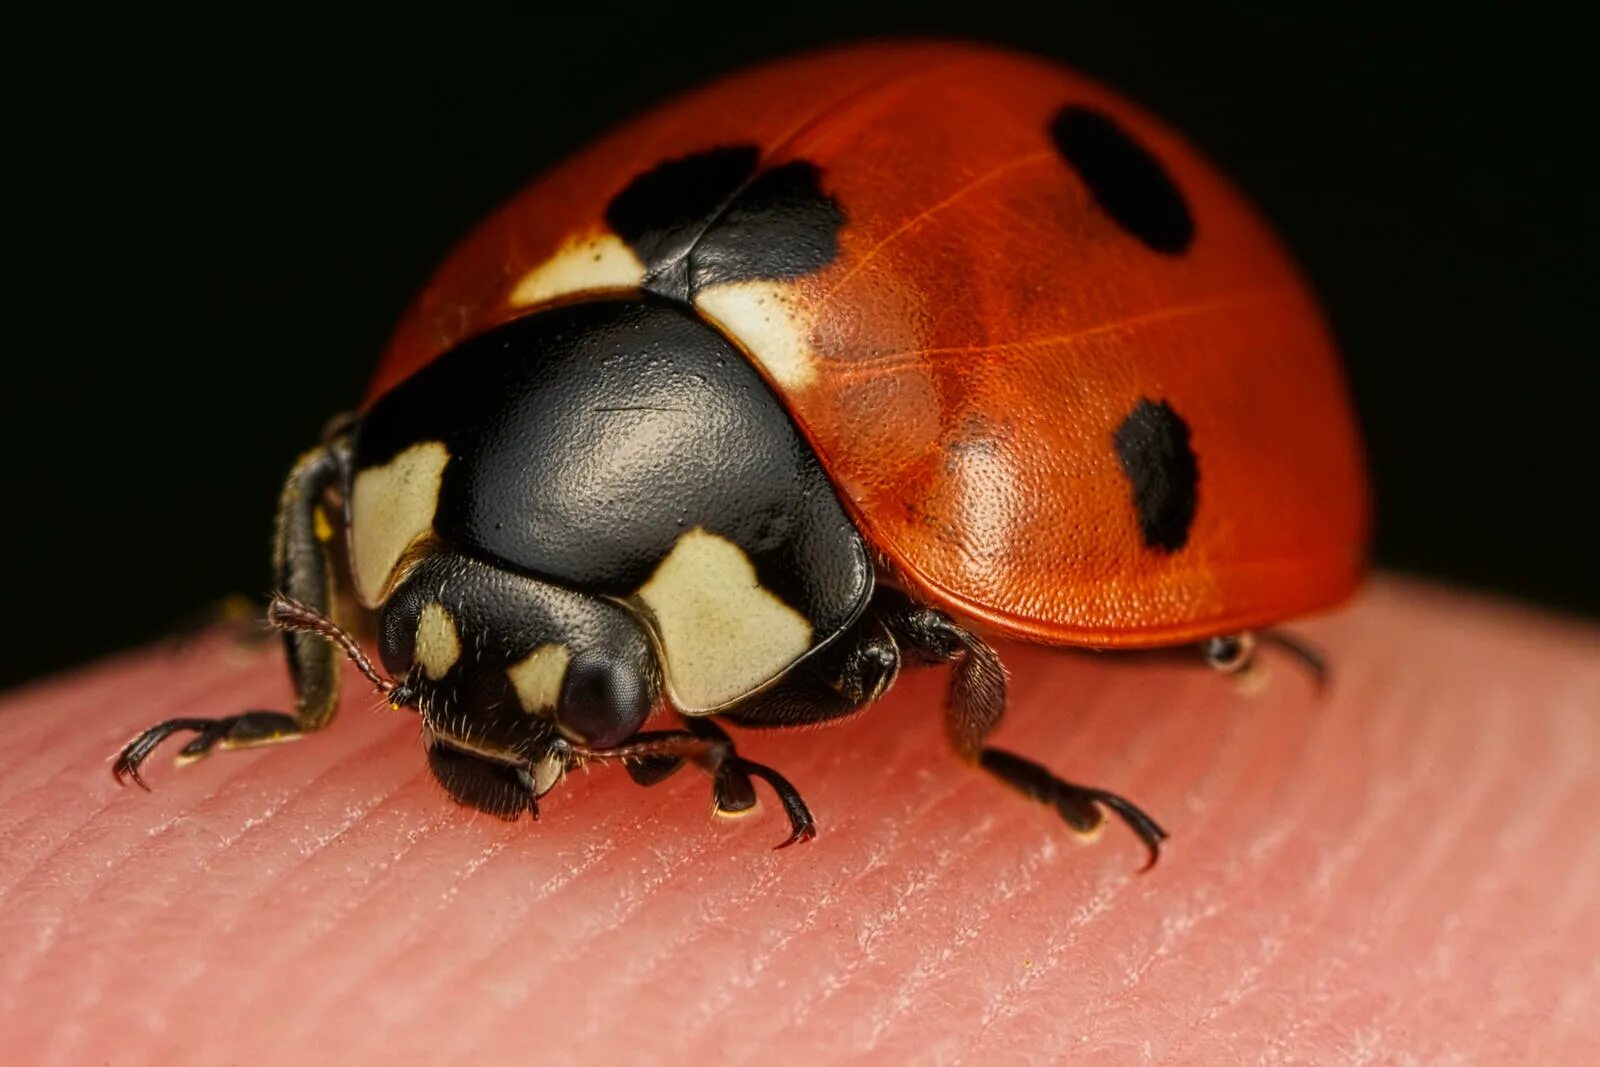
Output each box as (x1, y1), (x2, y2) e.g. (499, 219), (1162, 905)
(369, 42), (1370, 649)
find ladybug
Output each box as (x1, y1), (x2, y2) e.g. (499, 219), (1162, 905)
(113, 43), (1367, 868)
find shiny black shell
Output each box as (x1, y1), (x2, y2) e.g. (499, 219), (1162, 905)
(354, 297), (874, 675)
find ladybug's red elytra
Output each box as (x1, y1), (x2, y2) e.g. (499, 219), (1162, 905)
(114, 43), (1368, 868)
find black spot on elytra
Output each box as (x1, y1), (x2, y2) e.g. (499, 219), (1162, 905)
(605, 145), (844, 302)
(605, 145), (758, 291)
(1050, 106), (1194, 255)
(1113, 398), (1198, 552)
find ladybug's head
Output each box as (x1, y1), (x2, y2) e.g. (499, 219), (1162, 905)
(375, 547), (661, 780)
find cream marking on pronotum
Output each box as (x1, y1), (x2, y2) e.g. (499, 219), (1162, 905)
(635, 527), (813, 712)
(507, 643), (571, 715)
(349, 440), (451, 607)
(693, 279), (818, 390)
(414, 602), (463, 681)
(509, 233), (647, 308)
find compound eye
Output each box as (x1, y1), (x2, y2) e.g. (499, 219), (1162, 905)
(555, 650), (651, 749)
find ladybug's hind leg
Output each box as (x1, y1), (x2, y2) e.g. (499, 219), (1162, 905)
(878, 590), (1169, 870)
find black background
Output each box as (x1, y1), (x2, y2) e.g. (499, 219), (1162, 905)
(8, 8), (1595, 688)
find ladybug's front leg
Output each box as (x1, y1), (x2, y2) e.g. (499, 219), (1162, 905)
(113, 437), (361, 787)
(578, 721), (817, 848)
(599, 615), (904, 844)
(880, 591), (1169, 870)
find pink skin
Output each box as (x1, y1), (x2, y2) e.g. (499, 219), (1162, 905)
(2, 576), (1597, 1065)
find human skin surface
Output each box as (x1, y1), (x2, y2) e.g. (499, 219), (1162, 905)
(1, 577), (1596, 1065)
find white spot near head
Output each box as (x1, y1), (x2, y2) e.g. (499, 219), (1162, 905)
(349, 441), (451, 607)
(507, 643), (571, 715)
(635, 528), (813, 713)
(509, 233), (646, 309)
(693, 279), (817, 390)
(414, 601), (462, 680)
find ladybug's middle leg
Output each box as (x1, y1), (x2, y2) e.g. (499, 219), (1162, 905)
(878, 590), (1169, 869)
